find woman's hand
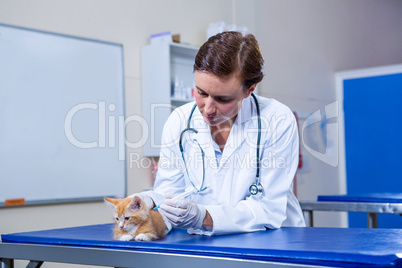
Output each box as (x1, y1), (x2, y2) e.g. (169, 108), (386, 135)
(160, 198), (206, 229)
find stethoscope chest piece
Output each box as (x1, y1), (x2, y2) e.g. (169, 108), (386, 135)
(249, 182), (263, 195)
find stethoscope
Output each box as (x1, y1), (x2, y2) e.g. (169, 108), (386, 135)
(179, 93), (263, 196)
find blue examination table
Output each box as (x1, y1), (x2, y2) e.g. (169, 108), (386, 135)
(1, 224), (402, 267)
(300, 193), (402, 228)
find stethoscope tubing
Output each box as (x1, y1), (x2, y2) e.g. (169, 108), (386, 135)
(179, 93), (262, 195)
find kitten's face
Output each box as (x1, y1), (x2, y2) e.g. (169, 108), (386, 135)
(105, 196), (147, 231)
(114, 204), (136, 231)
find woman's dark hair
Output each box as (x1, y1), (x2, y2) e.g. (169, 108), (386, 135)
(194, 31), (264, 90)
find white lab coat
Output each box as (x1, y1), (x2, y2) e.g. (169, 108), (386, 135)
(144, 95), (305, 235)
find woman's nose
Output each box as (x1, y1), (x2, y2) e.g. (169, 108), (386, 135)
(204, 97), (216, 115)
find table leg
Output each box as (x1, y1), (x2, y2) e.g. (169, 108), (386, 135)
(304, 210), (314, 227)
(26, 261), (44, 268)
(0, 258), (14, 268)
(367, 213), (378, 228)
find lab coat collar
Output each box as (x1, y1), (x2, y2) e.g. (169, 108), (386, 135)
(238, 95), (255, 124)
(219, 96), (256, 167)
(190, 96), (257, 170)
(190, 110), (217, 169)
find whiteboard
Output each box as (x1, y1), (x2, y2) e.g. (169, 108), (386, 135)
(0, 24), (126, 206)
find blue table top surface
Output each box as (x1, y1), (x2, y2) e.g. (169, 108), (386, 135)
(2, 224), (402, 267)
(317, 192), (402, 203)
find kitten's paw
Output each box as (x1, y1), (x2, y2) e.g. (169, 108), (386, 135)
(135, 233), (150, 241)
(119, 234), (134, 241)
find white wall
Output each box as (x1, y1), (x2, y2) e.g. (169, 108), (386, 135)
(255, 0), (402, 227)
(0, 1), (402, 267)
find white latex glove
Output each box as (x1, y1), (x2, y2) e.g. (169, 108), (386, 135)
(127, 192), (155, 210)
(159, 198), (206, 229)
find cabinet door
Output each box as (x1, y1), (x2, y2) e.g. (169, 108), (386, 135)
(343, 71), (402, 228)
(141, 43), (199, 157)
(141, 43), (171, 156)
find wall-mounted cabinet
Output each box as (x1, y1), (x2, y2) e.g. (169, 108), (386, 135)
(141, 42), (199, 156)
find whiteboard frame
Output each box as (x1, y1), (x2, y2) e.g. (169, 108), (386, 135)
(0, 23), (126, 207)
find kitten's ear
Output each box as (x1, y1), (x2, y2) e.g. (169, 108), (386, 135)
(104, 197), (117, 208)
(129, 196), (142, 211)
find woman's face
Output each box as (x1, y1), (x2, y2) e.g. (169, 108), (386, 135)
(194, 71), (254, 128)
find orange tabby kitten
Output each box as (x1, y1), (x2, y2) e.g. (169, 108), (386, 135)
(104, 196), (167, 241)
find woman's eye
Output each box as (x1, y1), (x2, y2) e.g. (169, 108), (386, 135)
(197, 90), (207, 96)
(124, 217), (130, 221)
(217, 98), (231, 103)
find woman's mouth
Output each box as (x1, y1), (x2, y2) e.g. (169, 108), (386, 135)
(204, 114), (216, 121)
